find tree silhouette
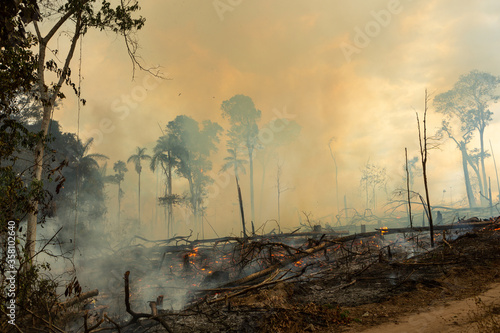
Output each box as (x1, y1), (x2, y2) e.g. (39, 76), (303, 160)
(440, 119), (476, 208)
(221, 95), (261, 224)
(435, 70), (500, 206)
(220, 146), (247, 179)
(166, 116), (222, 229)
(111, 160), (128, 224)
(360, 162), (387, 210)
(128, 147), (151, 225)
(150, 135), (178, 237)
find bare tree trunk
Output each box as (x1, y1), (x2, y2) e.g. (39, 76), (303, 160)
(460, 145), (477, 208)
(138, 171), (141, 224)
(479, 128), (488, 199)
(167, 159), (173, 237)
(328, 141), (339, 215)
(465, 151), (485, 205)
(417, 89), (434, 247)
(490, 140), (500, 203)
(405, 148), (413, 228)
(248, 147), (255, 224)
(118, 181), (121, 223)
(236, 175), (246, 238)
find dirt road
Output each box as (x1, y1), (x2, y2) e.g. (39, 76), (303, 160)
(355, 283), (500, 333)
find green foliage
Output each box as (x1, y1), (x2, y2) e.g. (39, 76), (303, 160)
(220, 147), (247, 177)
(221, 94), (261, 149)
(75, 0), (146, 33)
(128, 146), (151, 174)
(0, 116), (47, 224)
(0, 1), (38, 115)
(165, 115), (222, 216)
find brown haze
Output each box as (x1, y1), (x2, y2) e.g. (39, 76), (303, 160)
(44, 0), (500, 238)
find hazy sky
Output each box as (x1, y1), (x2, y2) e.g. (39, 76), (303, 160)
(44, 0), (500, 237)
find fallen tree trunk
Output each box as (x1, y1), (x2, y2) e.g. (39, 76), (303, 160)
(376, 220), (495, 235)
(60, 289), (99, 308)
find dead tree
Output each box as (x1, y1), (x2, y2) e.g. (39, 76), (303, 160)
(416, 89), (435, 247)
(405, 148), (413, 228)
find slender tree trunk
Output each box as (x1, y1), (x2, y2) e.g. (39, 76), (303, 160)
(372, 186), (376, 210)
(248, 147), (255, 224)
(365, 181), (368, 208)
(464, 152), (485, 204)
(167, 157), (173, 237)
(328, 143), (340, 215)
(236, 175), (246, 238)
(417, 89), (434, 247)
(258, 156), (269, 222)
(277, 169), (280, 223)
(489, 140), (500, 203)
(187, 176), (197, 229)
(118, 181), (121, 224)
(460, 145), (476, 208)
(155, 168), (158, 226)
(405, 148), (413, 228)
(138, 171), (141, 224)
(479, 128), (488, 202)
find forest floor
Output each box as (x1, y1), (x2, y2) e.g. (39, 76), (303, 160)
(226, 223), (500, 332)
(70, 221), (500, 332)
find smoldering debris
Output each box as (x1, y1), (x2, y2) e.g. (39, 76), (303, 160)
(35, 216), (499, 332)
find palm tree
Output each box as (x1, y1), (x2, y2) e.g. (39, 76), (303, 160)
(67, 137), (108, 248)
(221, 95), (261, 224)
(220, 147), (247, 179)
(112, 160), (128, 223)
(71, 138), (109, 177)
(150, 136), (176, 237)
(70, 138), (109, 219)
(127, 147), (151, 224)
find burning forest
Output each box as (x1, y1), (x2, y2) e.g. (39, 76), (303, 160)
(3, 1), (500, 332)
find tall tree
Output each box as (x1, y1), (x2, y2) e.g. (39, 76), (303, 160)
(166, 116), (222, 229)
(24, 0), (147, 263)
(434, 70), (500, 206)
(440, 120), (476, 208)
(150, 135), (177, 237)
(221, 95), (261, 224)
(128, 147), (151, 225)
(417, 90), (435, 247)
(112, 160), (128, 223)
